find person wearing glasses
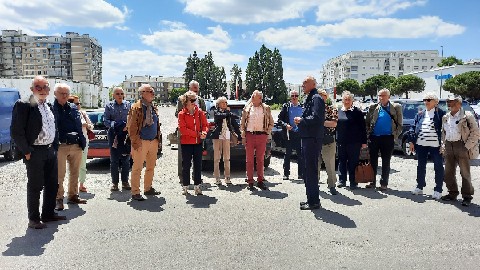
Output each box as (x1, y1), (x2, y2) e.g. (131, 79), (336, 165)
(11, 76), (65, 229)
(210, 97), (241, 185)
(277, 90), (304, 181)
(178, 91), (208, 195)
(54, 83), (87, 211)
(67, 95), (93, 193)
(240, 90), (274, 190)
(406, 93), (445, 199)
(127, 84), (162, 201)
(365, 88), (403, 191)
(104, 87), (131, 192)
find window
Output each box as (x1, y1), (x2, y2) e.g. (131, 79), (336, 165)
(422, 59), (427, 62)
(414, 66), (419, 70)
(422, 66), (427, 70)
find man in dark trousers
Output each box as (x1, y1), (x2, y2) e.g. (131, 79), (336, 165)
(294, 76), (325, 210)
(11, 76), (66, 229)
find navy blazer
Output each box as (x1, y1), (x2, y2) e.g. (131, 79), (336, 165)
(10, 95), (59, 155)
(209, 108), (241, 140)
(298, 88), (325, 139)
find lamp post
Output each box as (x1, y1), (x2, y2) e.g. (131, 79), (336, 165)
(439, 46), (444, 98)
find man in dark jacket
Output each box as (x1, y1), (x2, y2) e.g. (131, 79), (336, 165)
(294, 76), (325, 210)
(54, 83), (87, 210)
(278, 90), (304, 180)
(11, 76), (65, 229)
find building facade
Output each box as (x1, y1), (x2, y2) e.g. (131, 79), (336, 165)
(0, 30), (102, 86)
(321, 50), (442, 90)
(122, 75), (185, 102)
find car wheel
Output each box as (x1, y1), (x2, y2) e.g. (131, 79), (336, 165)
(402, 139), (416, 158)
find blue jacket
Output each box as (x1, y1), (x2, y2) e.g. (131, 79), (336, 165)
(54, 100), (86, 150)
(407, 107), (445, 145)
(298, 89), (325, 139)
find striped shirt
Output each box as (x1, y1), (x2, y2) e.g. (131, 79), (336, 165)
(416, 109), (439, 147)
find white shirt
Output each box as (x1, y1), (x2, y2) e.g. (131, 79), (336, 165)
(219, 118), (230, 140)
(444, 110), (462, 142)
(246, 106), (264, 132)
(416, 109), (439, 147)
(34, 99), (56, 145)
(79, 110), (93, 140)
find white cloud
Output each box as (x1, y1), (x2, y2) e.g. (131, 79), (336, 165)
(115, 26), (130, 31)
(256, 16), (465, 50)
(180, 0), (426, 24)
(0, 0), (128, 33)
(140, 23), (231, 55)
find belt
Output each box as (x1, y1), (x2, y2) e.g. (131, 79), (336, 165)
(32, 144), (52, 149)
(247, 131), (267, 135)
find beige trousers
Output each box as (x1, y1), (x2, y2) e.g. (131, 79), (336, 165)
(131, 139), (158, 195)
(213, 139), (231, 179)
(57, 144), (83, 199)
(319, 141), (337, 188)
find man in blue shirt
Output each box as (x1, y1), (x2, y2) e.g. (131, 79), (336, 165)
(278, 90), (304, 180)
(104, 87), (131, 191)
(365, 88), (403, 191)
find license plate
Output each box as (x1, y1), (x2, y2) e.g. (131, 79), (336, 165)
(95, 135), (107, 140)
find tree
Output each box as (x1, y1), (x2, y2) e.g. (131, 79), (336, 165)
(443, 71), (480, 100)
(183, 51), (201, 85)
(336, 79), (361, 97)
(438, 56), (463, 67)
(230, 64), (244, 100)
(169, 87), (187, 103)
(361, 75), (396, 99)
(185, 51), (226, 99)
(390, 75), (425, 99)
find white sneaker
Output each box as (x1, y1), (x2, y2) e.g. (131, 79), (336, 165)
(194, 185), (202, 195)
(432, 191), (442, 200)
(215, 178), (222, 185)
(225, 177), (232, 185)
(411, 188), (423, 195)
(182, 186), (189, 195)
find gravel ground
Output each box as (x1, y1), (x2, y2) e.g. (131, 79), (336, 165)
(1, 106), (480, 269)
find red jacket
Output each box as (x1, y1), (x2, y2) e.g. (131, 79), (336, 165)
(178, 106), (208, 144)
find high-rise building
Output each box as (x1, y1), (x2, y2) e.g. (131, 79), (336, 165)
(321, 50), (442, 90)
(122, 75), (185, 102)
(0, 30), (102, 86)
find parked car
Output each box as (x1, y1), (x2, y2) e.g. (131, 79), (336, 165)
(86, 109), (162, 159)
(393, 99), (479, 156)
(0, 88), (22, 161)
(201, 100), (272, 170)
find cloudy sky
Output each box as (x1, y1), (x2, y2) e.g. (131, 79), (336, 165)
(1, 0), (477, 87)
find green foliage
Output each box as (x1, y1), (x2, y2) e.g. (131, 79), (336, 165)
(184, 51), (227, 99)
(169, 87), (187, 103)
(438, 56), (463, 67)
(443, 71), (480, 99)
(245, 45), (288, 104)
(336, 79), (361, 96)
(184, 52), (201, 84)
(361, 75), (396, 99)
(270, 103), (283, 110)
(390, 75), (425, 98)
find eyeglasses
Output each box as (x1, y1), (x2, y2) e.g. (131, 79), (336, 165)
(291, 95), (299, 97)
(34, 85), (50, 91)
(423, 99), (432, 102)
(143, 90), (154, 94)
(115, 93), (124, 95)
(57, 92), (69, 96)
(190, 99), (197, 103)
(74, 102), (81, 105)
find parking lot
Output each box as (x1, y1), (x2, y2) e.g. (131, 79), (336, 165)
(1, 106), (480, 269)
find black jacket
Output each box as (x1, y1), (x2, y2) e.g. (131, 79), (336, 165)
(54, 100), (86, 150)
(210, 108), (241, 140)
(10, 95), (59, 155)
(298, 89), (325, 139)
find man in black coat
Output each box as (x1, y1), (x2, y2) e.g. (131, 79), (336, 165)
(11, 76), (65, 229)
(294, 76), (325, 210)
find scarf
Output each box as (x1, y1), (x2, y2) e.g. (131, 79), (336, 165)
(142, 98), (154, 127)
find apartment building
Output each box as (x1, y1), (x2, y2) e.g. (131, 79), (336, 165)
(0, 30), (102, 86)
(321, 50), (442, 90)
(122, 75), (185, 102)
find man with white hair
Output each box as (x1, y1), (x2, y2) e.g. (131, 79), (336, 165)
(54, 83), (87, 210)
(440, 94), (480, 206)
(407, 92), (445, 199)
(277, 89), (304, 180)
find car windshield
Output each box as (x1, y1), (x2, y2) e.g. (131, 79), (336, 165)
(88, 112), (105, 128)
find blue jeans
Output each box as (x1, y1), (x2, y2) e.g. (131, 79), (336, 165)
(283, 134), (303, 178)
(415, 144), (444, 192)
(302, 138), (321, 205)
(338, 142), (361, 187)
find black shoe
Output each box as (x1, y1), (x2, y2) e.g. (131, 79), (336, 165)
(337, 182), (346, 188)
(441, 194), (457, 201)
(28, 220), (47, 229)
(131, 194), (145, 201)
(300, 203), (321, 210)
(329, 187), (338, 195)
(300, 201), (308, 206)
(41, 214), (67, 222)
(122, 182), (131, 190)
(248, 183), (255, 190)
(55, 199), (64, 211)
(462, 197), (472, 206)
(144, 187), (161, 195)
(110, 184), (119, 191)
(350, 185), (358, 190)
(257, 181), (268, 190)
(283, 175), (289, 180)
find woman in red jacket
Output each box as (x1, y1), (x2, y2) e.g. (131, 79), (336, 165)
(178, 91), (208, 195)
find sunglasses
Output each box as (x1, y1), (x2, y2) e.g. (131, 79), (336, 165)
(423, 99), (432, 102)
(74, 102), (81, 105)
(115, 93), (124, 95)
(291, 95), (299, 97)
(143, 90), (154, 93)
(34, 85), (50, 91)
(190, 99), (197, 103)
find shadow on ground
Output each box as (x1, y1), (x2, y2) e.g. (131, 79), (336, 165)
(185, 194), (218, 208)
(126, 196), (166, 212)
(312, 208), (357, 228)
(320, 191), (362, 206)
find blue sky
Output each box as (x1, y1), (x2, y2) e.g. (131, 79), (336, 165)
(1, 0), (478, 87)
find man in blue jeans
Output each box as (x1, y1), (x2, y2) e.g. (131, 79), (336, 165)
(104, 87), (131, 191)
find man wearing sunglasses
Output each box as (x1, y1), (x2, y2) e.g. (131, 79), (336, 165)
(104, 87), (132, 191)
(277, 90), (304, 181)
(11, 76), (65, 229)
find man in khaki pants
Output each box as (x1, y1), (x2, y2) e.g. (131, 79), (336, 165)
(127, 84), (162, 201)
(54, 83), (87, 210)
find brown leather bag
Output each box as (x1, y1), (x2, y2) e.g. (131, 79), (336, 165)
(355, 161), (375, 183)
